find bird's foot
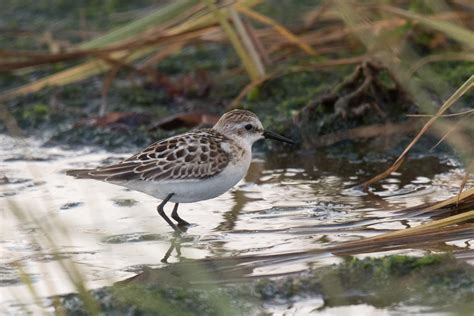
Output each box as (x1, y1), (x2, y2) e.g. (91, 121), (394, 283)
(175, 224), (189, 234)
(177, 219), (191, 226)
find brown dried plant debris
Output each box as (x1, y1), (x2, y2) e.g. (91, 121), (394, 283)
(295, 61), (418, 148)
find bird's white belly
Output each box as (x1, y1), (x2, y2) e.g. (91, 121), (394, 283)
(123, 160), (249, 203)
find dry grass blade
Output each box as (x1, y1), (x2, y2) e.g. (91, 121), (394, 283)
(330, 224), (473, 256)
(0, 25), (215, 102)
(229, 7), (265, 77)
(0, 49), (151, 103)
(407, 109), (474, 117)
(160, 7), (217, 36)
(362, 75), (474, 188)
(0, 2), (220, 103)
(408, 52), (474, 77)
(379, 211), (474, 238)
(79, 0), (200, 49)
(204, 0), (261, 81)
(0, 0), (203, 73)
(429, 112), (473, 151)
(0, 30), (194, 71)
(242, 15), (270, 65)
(304, 1), (329, 28)
(399, 187), (474, 215)
(379, 5), (474, 49)
(12, 262), (44, 312)
(431, 187), (474, 212)
(163, 0), (262, 37)
(456, 161), (474, 205)
(329, 209), (474, 255)
(360, 157), (406, 189)
(6, 200), (100, 315)
(228, 74), (271, 109)
(237, 6), (317, 55)
(137, 42), (185, 71)
(0, 22), (214, 72)
(458, 162), (474, 203)
(100, 65), (122, 116)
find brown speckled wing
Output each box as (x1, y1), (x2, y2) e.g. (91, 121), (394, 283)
(72, 129), (231, 183)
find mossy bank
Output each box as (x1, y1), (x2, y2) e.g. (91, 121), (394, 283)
(55, 254), (474, 315)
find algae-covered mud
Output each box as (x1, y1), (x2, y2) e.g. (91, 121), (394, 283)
(57, 255), (474, 315)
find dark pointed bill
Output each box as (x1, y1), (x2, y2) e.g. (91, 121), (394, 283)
(263, 130), (295, 144)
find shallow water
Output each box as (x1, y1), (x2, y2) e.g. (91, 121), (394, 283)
(1, 135), (472, 314)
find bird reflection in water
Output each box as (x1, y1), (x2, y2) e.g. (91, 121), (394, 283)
(161, 231), (188, 263)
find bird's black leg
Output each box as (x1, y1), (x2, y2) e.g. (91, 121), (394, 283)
(171, 203), (190, 226)
(157, 193), (179, 232)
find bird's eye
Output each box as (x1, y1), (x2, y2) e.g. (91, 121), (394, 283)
(244, 124), (253, 131)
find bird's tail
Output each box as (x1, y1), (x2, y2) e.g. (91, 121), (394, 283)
(65, 169), (95, 179)
(66, 161), (139, 181)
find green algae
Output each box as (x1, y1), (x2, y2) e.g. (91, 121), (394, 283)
(111, 198), (138, 207)
(256, 254), (474, 312)
(56, 254), (474, 314)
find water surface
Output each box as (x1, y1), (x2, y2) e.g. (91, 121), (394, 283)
(0, 135), (472, 313)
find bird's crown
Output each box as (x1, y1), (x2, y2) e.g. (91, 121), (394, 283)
(213, 109), (264, 144)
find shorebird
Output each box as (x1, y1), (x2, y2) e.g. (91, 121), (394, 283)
(66, 109), (294, 232)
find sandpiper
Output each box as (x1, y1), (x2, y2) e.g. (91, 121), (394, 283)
(66, 109), (294, 232)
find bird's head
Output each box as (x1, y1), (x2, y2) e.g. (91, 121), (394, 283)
(213, 109), (294, 146)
